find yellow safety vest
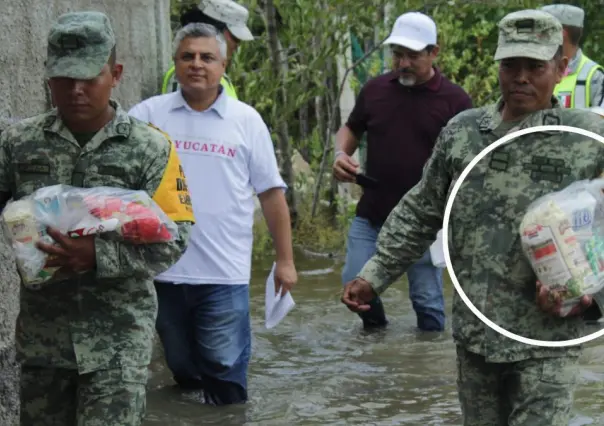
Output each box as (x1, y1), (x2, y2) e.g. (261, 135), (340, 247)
(161, 64), (238, 99)
(554, 53), (604, 109)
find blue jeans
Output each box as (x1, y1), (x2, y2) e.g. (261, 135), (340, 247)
(154, 282), (251, 405)
(342, 216), (445, 331)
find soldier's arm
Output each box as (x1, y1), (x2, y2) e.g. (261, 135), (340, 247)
(590, 69), (604, 107)
(583, 131), (604, 321)
(94, 136), (194, 280)
(585, 259), (604, 320)
(357, 128), (453, 295)
(0, 130), (13, 211)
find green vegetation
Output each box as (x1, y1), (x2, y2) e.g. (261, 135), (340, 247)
(170, 0), (604, 259)
(252, 192), (353, 260)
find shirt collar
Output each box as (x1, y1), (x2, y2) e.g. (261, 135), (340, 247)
(477, 96), (562, 134)
(44, 99), (132, 142)
(169, 85), (228, 118)
(389, 66), (442, 91)
(566, 48), (583, 75)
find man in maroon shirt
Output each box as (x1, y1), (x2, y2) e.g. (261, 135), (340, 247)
(334, 11), (472, 331)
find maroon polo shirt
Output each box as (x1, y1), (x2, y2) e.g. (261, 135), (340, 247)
(346, 67), (473, 227)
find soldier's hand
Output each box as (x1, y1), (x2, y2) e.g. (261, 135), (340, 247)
(341, 277), (377, 312)
(37, 227), (96, 274)
(333, 152), (359, 183)
(536, 280), (593, 317)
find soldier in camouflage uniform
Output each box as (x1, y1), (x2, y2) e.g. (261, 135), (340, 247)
(0, 11), (194, 426)
(342, 9), (604, 426)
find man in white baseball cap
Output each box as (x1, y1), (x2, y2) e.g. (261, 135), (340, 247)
(334, 11), (471, 331)
(383, 11), (439, 86)
(540, 4), (604, 109)
(161, 0), (254, 98)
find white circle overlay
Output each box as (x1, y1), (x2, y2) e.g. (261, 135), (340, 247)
(442, 124), (604, 347)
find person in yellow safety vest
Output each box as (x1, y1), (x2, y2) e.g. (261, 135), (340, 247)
(161, 0), (254, 98)
(540, 4), (604, 109)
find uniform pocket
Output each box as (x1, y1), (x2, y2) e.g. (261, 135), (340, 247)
(78, 364), (148, 426)
(14, 162), (53, 199)
(83, 165), (132, 190)
(538, 356), (579, 386)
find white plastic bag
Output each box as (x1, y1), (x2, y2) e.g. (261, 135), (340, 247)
(1, 184), (179, 289)
(519, 179), (604, 317)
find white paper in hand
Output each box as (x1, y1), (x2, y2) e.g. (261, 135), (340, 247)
(265, 262), (295, 329)
(429, 229), (447, 269)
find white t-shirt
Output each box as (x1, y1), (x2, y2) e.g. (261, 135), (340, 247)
(128, 89), (286, 285)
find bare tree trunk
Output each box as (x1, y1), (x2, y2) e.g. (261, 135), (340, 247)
(298, 52), (311, 163)
(312, 31), (326, 150)
(311, 40), (386, 218)
(324, 56), (339, 224)
(265, 0), (297, 224)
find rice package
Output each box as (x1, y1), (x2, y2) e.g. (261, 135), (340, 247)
(1, 184), (179, 289)
(519, 179), (604, 316)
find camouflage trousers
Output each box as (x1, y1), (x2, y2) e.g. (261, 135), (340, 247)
(19, 364), (148, 426)
(456, 345), (578, 426)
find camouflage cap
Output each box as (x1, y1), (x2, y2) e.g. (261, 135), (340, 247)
(45, 11), (116, 80)
(494, 9), (563, 62)
(198, 0), (254, 41)
(540, 4), (584, 28)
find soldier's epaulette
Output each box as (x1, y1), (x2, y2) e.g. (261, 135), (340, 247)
(147, 122), (173, 142)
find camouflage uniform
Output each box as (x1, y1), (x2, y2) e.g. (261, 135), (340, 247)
(356, 10), (604, 426)
(0, 12), (194, 426)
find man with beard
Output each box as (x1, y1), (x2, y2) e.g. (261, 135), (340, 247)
(333, 11), (472, 331)
(342, 9), (604, 426)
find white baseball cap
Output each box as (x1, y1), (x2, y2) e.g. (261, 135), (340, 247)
(199, 0), (254, 41)
(383, 12), (437, 51)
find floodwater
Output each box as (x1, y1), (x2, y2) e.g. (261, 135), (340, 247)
(142, 255), (604, 426)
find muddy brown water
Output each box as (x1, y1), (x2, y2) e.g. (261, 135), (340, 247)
(142, 256), (604, 425)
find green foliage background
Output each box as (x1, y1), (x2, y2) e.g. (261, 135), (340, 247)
(169, 0), (604, 255)
(171, 0), (602, 155)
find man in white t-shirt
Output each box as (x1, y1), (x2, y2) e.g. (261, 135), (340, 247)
(128, 22), (297, 405)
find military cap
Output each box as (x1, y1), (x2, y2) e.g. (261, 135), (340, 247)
(540, 4), (584, 28)
(45, 11), (116, 80)
(198, 0), (254, 41)
(494, 9), (563, 61)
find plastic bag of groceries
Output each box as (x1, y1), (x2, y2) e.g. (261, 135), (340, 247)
(1, 184), (179, 289)
(519, 178), (604, 317)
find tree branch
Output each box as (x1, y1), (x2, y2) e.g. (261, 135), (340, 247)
(310, 35), (387, 218)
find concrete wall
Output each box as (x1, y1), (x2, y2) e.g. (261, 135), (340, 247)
(0, 1), (172, 423)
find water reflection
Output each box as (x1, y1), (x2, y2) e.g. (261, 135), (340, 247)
(144, 258), (604, 425)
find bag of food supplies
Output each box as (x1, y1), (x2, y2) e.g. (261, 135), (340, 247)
(519, 178), (604, 317)
(1, 184), (179, 289)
